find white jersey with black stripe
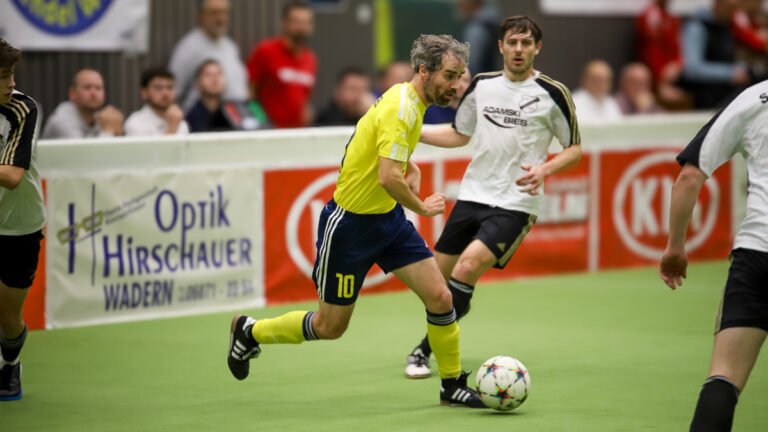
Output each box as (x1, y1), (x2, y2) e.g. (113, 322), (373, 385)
(677, 79), (768, 253)
(0, 90), (45, 235)
(453, 70), (580, 215)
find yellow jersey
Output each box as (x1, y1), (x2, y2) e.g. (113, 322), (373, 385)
(333, 82), (427, 214)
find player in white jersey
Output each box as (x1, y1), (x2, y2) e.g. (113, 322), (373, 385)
(405, 16), (582, 378)
(0, 39), (45, 401)
(661, 80), (768, 432)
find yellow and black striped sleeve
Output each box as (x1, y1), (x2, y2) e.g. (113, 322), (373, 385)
(0, 94), (38, 169)
(535, 74), (580, 147)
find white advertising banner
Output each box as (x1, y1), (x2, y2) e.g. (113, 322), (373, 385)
(45, 167), (264, 328)
(0, 0), (149, 52)
(539, 0), (714, 16)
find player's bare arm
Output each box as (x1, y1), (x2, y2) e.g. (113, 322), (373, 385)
(420, 126), (471, 148)
(660, 163), (707, 290)
(0, 165), (25, 190)
(379, 156), (445, 217)
(516, 143), (582, 195)
(405, 160), (421, 196)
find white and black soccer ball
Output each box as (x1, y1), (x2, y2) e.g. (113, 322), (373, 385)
(475, 355), (530, 411)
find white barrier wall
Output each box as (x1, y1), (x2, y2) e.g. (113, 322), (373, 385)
(35, 113), (743, 328)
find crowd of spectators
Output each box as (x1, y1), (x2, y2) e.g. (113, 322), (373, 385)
(36, 0), (768, 140)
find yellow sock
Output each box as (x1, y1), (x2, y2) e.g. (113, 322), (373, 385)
(427, 319), (461, 379)
(251, 311), (315, 344)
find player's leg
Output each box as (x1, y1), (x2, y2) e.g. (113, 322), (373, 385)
(407, 247), (489, 377)
(227, 199), (372, 380)
(690, 248), (768, 431)
(406, 202), (479, 378)
(392, 258), (482, 407)
(0, 231), (41, 401)
(0, 281), (28, 401)
(690, 327), (766, 432)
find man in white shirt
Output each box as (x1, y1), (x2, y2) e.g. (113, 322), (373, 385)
(404, 16), (582, 378)
(169, 0), (248, 110)
(661, 79), (768, 432)
(571, 59), (623, 123)
(42, 69), (124, 139)
(124, 68), (189, 136)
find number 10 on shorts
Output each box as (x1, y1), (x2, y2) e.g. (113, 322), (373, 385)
(336, 273), (355, 298)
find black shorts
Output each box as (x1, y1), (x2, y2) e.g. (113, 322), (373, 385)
(0, 230), (44, 289)
(434, 200), (536, 269)
(716, 248), (768, 333)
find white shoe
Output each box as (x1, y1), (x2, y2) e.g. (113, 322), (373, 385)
(405, 347), (431, 379)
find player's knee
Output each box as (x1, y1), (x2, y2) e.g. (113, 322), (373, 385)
(429, 286), (453, 314)
(453, 257), (488, 281)
(314, 318), (349, 340)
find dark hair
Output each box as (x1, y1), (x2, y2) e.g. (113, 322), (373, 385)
(195, 59), (221, 80)
(282, 1), (311, 20)
(498, 16), (542, 43)
(336, 66), (367, 85)
(0, 38), (21, 71)
(140, 67), (175, 88)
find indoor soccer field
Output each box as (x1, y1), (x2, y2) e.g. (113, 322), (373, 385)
(2, 261), (766, 431)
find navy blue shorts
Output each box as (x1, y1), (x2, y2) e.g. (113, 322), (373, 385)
(312, 199), (433, 305)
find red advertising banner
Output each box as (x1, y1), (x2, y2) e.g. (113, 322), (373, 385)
(598, 148), (732, 268)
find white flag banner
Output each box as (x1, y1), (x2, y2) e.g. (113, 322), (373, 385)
(0, 0), (149, 52)
(45, 166), (265, 328)
(539, 0), (717, 16)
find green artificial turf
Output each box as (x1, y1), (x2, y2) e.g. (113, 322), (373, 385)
(2, 261), (766, 431)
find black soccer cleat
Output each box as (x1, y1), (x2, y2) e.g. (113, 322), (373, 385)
(440, 370), (485, 408)
(0, 362), (22, 401)
(228, 315), (261, 380)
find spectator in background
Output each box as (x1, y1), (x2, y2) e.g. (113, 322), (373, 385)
(374, 60), (413, 98)
(456, 0), (500, 75)
(732, 0), (768, 78)
(614, 63), (664, 115)
(247, 1), (317, 128)
(315, 67), (372, 126)
(635, 0), (690, 110)
(423, 67), (471, 124)
(635, 0), (682, 84)
(185, 60), (231, 132)
(571, 60), (622, 123)
(42, 69), (123, 139)
(124, 68), (189, 136)
(681, 0), (750, 109)
(169, 0), (248, 111)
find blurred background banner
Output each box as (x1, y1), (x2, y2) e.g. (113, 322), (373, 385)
(44, 167), (265, 328)
(540, 0), (711, 16)
(0, 0), (149, 53)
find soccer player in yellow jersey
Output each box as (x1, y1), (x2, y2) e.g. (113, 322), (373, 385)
(228, 34), (484, 407)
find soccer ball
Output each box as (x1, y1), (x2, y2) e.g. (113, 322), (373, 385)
(475, 356), (530, 411)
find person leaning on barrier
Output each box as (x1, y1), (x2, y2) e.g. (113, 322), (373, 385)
(186, 60), (270, 132)
(42, 69), (124, 139)
(0, 38), (46, 402)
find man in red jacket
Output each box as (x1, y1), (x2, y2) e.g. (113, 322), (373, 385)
(247, 1), (317, 128)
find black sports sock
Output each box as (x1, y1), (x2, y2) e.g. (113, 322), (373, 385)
(0, 325), (28, 363)
(417, 278), (475, 358)
(690, 376), (740, 432)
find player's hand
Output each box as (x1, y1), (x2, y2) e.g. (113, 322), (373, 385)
(165, 104), (184, 128)
(660, 246), (688, 290)
(97, 105), (124, 136)
(406, 166), (421, 196)
(516, 164), (548, 196)
(420, 193), (445, 217)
